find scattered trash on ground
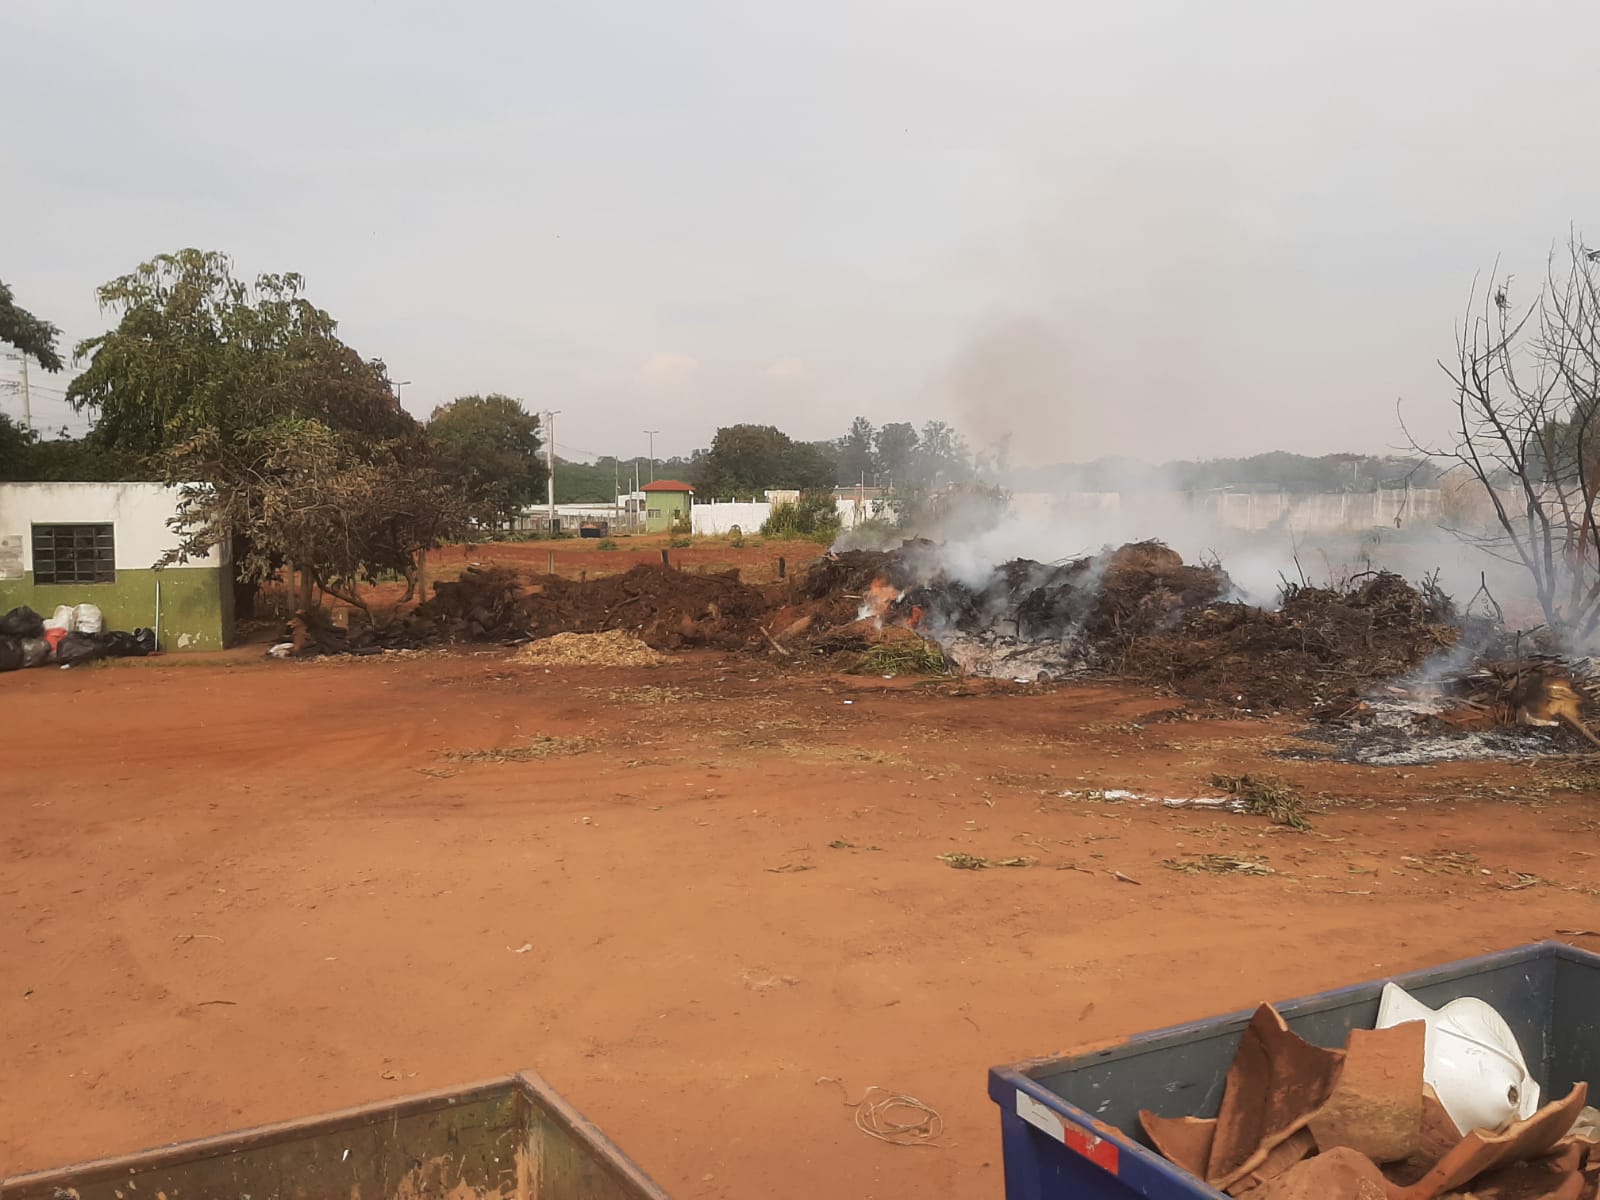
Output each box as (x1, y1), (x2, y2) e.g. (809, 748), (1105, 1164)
(0, 604), (155, 672)
(817, 1077), (946, 1148)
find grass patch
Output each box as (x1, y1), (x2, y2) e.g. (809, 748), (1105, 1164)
(854, 638), (949, 676)
(441, 735), (594, 763)
(1210, 773), (1310, 830)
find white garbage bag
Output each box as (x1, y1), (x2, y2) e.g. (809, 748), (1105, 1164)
(73, 603), (103, 634)
(44, 604), (76, 633)
(1376, 981), (1539, 1135)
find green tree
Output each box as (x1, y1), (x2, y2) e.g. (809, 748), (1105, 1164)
(913, 419), (971, 485)
(427, 394), (546, 531)
(0, 413), (32, 478)
(0, 279), (63, 372)
(835, 416), (878, 485)
(164, 419), (464, 611)
(696, 424), (837, 497)
(874, 422), (918, 486)
(68, 249), (407, 458)
(67, 249), (427, 614)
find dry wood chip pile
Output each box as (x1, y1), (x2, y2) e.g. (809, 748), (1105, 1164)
(511, 630), (669, 667)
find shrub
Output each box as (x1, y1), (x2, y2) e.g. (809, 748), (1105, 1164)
(669, 535), (693, 549)
(761, 490), (841, 541)
(597, 538), (618, 551)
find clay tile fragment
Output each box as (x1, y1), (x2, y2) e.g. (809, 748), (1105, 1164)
(1140, 1111), (1217, 1179)
(1224, 1126), (1317, 1197)
(1242, 1146), (1391, 1200)
(1309, 1020), (1427, 1164)
(1208, 1003), (1346, 1189)
(1443, 1142), (1587, 1200)
(1391, 1082), (1588, 1200)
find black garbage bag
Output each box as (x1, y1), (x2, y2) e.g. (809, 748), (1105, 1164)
(96, 630), (152, 658)
(0, 606), (45, 638)
(57, 631), (106, 666)
(0, 636), (22, 672)
(19, 637), (51, 668)
(132, 627), (156, 654)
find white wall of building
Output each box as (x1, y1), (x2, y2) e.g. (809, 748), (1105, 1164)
(0, 482), (219, 577)
(691, 498), (874, 535)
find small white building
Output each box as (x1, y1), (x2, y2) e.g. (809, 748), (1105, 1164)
(0, 482), (232, 651)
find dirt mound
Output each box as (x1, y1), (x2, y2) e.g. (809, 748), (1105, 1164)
(414, 566), (526, 640)
(515, 565), (773, 650)
(1122, 573), (1459, 710)
(512, 630), (669, 667)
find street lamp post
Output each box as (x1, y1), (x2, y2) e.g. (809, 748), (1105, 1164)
(545, 409), (562, 534)
(643, 429), (660, 483)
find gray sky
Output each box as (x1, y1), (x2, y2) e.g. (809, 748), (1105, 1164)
(6, 0), (1599, 465)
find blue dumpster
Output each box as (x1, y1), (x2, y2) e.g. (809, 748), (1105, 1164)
(987, 940), (1600, 1199)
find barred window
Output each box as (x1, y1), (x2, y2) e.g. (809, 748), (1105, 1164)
(32, 524), (115, 585)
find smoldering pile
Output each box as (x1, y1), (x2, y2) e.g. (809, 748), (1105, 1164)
(824, 540), (1467, 711)
(1304, 647), (1600, 765)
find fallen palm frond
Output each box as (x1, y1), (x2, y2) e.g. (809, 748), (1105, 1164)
(855, 639), (950, 677)
(1162, 854), (1274, 876)
(937, 851), (1035, 870)
(1210, 773), (1310, 830)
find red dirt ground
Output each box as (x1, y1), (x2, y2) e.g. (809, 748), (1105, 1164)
(3, 650), (1598, 1198)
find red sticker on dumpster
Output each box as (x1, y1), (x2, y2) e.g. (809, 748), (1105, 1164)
(1015, 1090), (1121, 1174)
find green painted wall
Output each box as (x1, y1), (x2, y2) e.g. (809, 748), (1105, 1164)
(643, 492), (692, 534)
(0, 567), (231, 651)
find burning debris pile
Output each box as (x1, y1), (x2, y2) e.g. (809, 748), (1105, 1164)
(833, 541), (1465, 711)
(278, 539), (1600, 752)
(1308, 651), (1600, 765)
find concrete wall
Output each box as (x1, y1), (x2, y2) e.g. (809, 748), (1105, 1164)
(0, 482), (231, 651)
(691, 497), (874, 535)
(1008, 487), (1483, 533)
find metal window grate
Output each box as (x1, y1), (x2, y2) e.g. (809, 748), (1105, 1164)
(31, 523), (116, 585)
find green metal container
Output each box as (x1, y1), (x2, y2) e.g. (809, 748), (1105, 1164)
(0, 1071), (669, 1200)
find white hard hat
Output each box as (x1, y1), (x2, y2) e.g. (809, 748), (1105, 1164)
(1376, 981), (1539, 1135)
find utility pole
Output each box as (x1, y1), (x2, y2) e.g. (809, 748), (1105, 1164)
(643, 429), (660, 483)
(17, 354), (30, 432)
(544, 409), (561, 534)
(2, 353), (30, 431)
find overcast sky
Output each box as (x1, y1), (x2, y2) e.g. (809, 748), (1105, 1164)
(6, 1), (1599, 466)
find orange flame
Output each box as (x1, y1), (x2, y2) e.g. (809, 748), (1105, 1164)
(860, 578), (902, 623)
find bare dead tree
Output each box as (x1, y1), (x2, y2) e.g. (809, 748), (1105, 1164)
(1406, 237), (1600, 642)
